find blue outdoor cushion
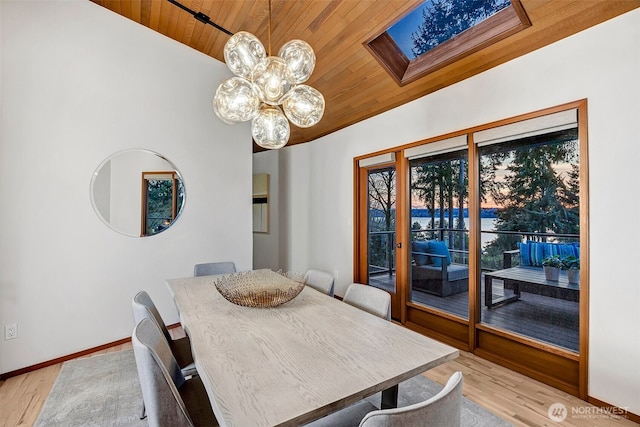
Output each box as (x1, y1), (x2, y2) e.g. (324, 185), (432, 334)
(428, 240), (451, 267)
(412, 240), (431, 266)
(519, 240), (580, 267)
(545, 242), (579, 259)
(519, 241), (545, 266)
(519, 241), (531, 266)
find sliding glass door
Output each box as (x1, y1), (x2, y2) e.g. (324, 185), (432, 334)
(367, 166), (397, 294)
(355, 153), (403, 320)
(354, 101), (588, 398)
(409, 151), (469, 319)
(477, 115), (581, 352)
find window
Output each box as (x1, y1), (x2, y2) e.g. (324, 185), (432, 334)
(365, 0), (530, 85)
(368, 166), (397, 294)
(477, 110), (580, 352)
(388, 0), (512, 59)
(141, 172), (184, 237)
(407, 137), (469, 318)
(354, 100), (588, 398)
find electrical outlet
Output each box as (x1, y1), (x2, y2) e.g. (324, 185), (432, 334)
(5, 323), (17, 340)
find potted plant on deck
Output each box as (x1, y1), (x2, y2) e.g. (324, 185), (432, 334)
(542, 255), (561, 281)
(562, 255), (580, 284)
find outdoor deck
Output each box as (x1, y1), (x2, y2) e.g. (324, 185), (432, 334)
(369, 272), (579, 352)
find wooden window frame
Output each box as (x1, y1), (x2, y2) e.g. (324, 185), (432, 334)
(365, 1), (530, 86)
(354, 99), (589, 400)
(140, 171), (180, 237)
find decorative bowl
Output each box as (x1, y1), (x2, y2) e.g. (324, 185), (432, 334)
(214, 269), (306, 308)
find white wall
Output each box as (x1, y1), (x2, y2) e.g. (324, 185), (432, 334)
(271, 9), (640, 414)
(0, 0), (253, 373)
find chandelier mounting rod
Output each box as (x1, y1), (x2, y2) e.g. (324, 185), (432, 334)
(268, 0), (272, 56)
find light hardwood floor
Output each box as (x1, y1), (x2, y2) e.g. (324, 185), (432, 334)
(0, 343), (132, 427)
(1, 330), (637, 427)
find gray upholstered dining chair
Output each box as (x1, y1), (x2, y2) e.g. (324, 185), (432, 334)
(304, 400), (379, 427)
(307, 371), (463, 427)
(304, 269), (335, 297)
(132, 291), (197, 377)
(343, 283), (391, 321)
(193, 261), (236, 277)
(359, 371), (463, 427)
(133, 291), (198, 419)
(132, 318), (219, 427)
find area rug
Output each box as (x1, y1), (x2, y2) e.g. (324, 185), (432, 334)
(34, 350), (146, 427)
(36, 350), (512, 426)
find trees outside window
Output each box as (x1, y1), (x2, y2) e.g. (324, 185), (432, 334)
(368, 167), (396, 276)
(141, 172), (185, 236)
(479, 126), (580, 352)
(411, 0), (511, 58)
(411, 154), (468, 264)
(480, 129), (579, 270)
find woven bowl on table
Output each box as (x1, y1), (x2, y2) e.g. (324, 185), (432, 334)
(214, 269), (306, 308)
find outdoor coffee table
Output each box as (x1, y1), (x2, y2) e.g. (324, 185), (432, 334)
(484, 266), (579, 309)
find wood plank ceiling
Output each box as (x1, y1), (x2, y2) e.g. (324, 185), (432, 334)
(90, 0), (639, 149)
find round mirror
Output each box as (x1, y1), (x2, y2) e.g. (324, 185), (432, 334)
(90, 149), (186, 237)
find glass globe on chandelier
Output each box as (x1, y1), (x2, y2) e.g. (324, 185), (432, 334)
(213, 28), (325, 149)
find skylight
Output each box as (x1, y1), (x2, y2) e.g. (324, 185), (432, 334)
(365, 0), (529, 86)
(388, 0), (512, 60)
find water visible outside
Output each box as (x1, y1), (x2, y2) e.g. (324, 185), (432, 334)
(410, 217), (497, 248)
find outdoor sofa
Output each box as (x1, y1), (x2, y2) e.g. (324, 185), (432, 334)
(411, 240), (469, 297)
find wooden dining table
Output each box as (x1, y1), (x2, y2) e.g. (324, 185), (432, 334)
(167, 271), (458, 427)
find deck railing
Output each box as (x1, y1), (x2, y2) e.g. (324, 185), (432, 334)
(369, 230), (396, 276)
(369, 227), (579, 275)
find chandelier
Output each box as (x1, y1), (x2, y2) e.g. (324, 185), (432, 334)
(213, 5), (324, 149)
